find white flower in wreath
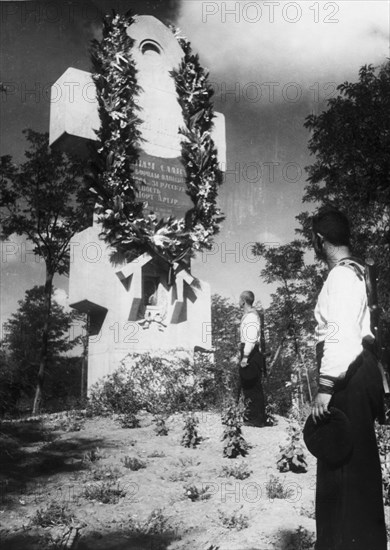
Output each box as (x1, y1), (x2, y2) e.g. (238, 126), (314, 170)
(149, 228), (169, 244)
(199, 182), (212, 196)
(110, 110), (126, 121)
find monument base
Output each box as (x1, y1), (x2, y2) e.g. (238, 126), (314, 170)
(68, 226), (212, 390)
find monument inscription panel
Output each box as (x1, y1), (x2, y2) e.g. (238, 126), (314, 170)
(134, 153), (192, 219)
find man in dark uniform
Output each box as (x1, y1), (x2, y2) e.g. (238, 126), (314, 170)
(310, 207), (386, 550)
(235, 290), (266, 427)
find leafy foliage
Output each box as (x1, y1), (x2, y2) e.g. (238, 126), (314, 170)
(283, 526), (316, 550)
(302, 61), (390, 322)
(154, 414), (169, 436)
(168, 470), (192, 483)
(30, 501), (75, 528)
(4, 286), (76, 360)
(83, 481), (126, 504)
(265, 474), (294, 500)
(83, 447), (104, 464)
(127, 508), (178, 542)
(210, 294), (241, 401)
(375, 423), (390, 505)
(252, 242), (320, 354)
(0, 130), (91, 412)
(171, 28), (224, 252)
(221, 399), (249, 458)
(88, 464), (121, 481)
(277, 420), (308, 474)
(88, 13), (224, 265)
(88, 11), (143, 258)
(0, 286), (82, 414)
(0, 131), (92, 275)
(117, 412), (140, 429)
(181, 413), (202, 448)
(86, 363), (141, 417)
(218, 508), (249, 530)
(87, 351), (215, 418)
(122, 456), (147, 471)
(219, 461), (252, 480)
(184, 484), (211, 501)
(253, 62), (390, 414)
(252, 241), (320, 410)
(128, 508), (176, 535)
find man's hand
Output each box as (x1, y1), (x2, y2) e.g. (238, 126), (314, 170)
(240, 358), (249, 368)
(311, 392), (332, 423)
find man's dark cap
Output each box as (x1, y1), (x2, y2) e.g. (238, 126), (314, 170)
(303, 407), (353, 465)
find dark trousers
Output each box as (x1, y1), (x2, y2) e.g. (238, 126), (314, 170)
(237, 344), (266, 427)
(315, 350), (387, 550)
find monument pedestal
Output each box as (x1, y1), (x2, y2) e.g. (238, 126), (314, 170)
(69, 225), (211, 389)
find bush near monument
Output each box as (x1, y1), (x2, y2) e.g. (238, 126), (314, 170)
(87, 351), (216, 418)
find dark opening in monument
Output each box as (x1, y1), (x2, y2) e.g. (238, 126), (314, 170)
(143, 275), (160, 306)
(140, 39), (162, 56)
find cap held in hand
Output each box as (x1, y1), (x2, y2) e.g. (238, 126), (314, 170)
(303, 407), (353, 466)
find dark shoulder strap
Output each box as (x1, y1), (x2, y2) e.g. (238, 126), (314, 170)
(336, 257), (365, 281)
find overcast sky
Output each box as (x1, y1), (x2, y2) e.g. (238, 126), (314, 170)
(1, 0), (389, 331)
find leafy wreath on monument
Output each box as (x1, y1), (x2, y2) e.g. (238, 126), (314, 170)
(87, 11), (224, 269)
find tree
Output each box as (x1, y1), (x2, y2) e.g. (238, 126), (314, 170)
(0, 347), (19, 415)
(0, 130), (93, 412)
(252, 241), (323, 408)
(1, 285), (81, 413)
(257, 61), (390, 413)
(302, 61), (390, 321)
(210, 294), (241, 400)
(211, 294), (240, 358)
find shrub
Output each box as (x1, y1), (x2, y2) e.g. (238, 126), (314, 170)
(30, 501), (75, 527)
(184, 484), (212, 501)
(219, 461), (252, 480)
(87, 350), (216, 418)
(140, 508), (174, 535)
(221, 399), (249, 458)
(277, 420), (307, 473)
(83, 481), (126, 504)
(86, 364), (141, 417)
(89, 465), (121, 481)
(168, 470), (192, 482)
(218, 509), (249, 530)
(122, 456), (147, 471)
(154, 414), (169, 436)
(83, 447), (104, 464)
(117, 412), (140, 429)
(265, 474), (293, 500)
(284, 525), (315, 550)
(181, 414), (202, 448)
(127, 508), (178, 538)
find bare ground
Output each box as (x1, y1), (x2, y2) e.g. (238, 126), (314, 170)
(0, 410), (373, 549)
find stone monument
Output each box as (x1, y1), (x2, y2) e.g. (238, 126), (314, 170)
(49, 15), (226, 390)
